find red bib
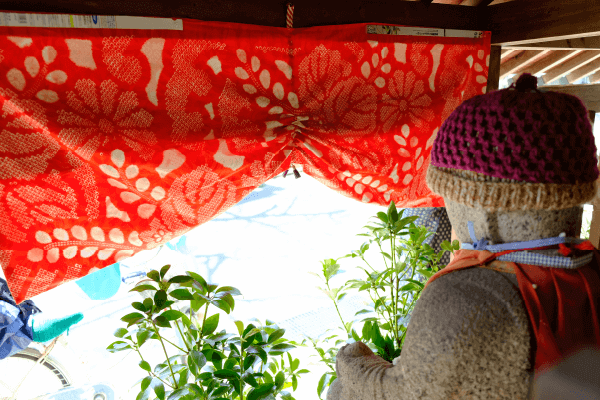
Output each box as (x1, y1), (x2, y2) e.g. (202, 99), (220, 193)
(424, 247), (600, 375)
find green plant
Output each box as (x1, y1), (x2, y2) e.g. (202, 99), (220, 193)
(107, 265), (307, 400)
(308, 202), (460, 398)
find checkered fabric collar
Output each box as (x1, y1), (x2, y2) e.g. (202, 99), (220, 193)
(460, 221), (593, 269)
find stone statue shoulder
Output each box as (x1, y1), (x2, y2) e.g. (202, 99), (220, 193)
(398, 267), (535, 399)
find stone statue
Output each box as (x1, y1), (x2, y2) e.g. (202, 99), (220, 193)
(328, 73), (600, 400)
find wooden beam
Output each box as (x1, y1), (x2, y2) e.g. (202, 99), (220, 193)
(0, 0), (486, 30)
(518, 50), (582, 76)
(499, 50), (549, 81)
(590, 70), (600, 84)
(503, 37), (600, 51)
(542, 51), (600, 84)
(538, 84), (600, 114)
(459, 0), (496, 6)
(500, 49), (524, 64)
(486, 45), (501, 93)
(487, 0), (600, 46)
(567, 60), (600, 83)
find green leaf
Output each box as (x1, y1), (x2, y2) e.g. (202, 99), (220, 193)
(167, 275), (193, 284)
(203, 314), (219, 336)
(147, 270), (160, 282)
(388, 201), (398, 223)
(137, 329), (151, 347)
(169, 289), (194, 300)
(269, 343), (295, 355)
(106, 341), (132, 353)
(351, 329), (360, 342)
(190, 350), (206, 370)
(132, 302), (146, 312)
(153, 315), (171, 328)
(121, 312), (145, 324)
(142, 298), (153, 311)
(215, 286), (242, 296)
(399, 283), (417, 292)
(130, 284), (158, 293)
(160, 264), (171, 279)
(234, 320), (245, 336)
(377, 211), (388, 223)
(114, 328), (129, 338)
(247, 383), (276, 400)
(186, 271), (207, 290)
(317, 373), (328, 398)
(267, 328), (285, 344)
(141, 376), (153, 392)
(153, 381), (165, 400)
(139, 360), (151, 371)
(275, 371), (285, 391)
(160, 310), (185, 321)
(154, 290), (167, 310)
(404, 279), (425, 289)
(213, 369), (240, 380)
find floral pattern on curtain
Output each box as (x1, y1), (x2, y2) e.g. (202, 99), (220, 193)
(0, 18), (490, 303)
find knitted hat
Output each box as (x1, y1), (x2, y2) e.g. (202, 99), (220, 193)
(426, 73), (599, 211)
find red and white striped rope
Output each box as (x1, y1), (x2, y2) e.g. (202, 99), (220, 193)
(286, 3), (294, 29)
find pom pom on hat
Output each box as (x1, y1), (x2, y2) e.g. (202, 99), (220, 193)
(514, 73), (538, 92)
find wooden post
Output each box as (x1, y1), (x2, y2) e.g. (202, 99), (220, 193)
(486, 45), (502, 93)
(588, 110), (600, 246)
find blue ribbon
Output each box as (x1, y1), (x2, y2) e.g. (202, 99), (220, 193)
(461, 221), (579, 252)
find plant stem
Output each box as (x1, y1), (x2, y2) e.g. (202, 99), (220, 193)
(170, 306), (191, 352)
(326, 281), (347, 331)
(135, 346), (174, 389)
(160, 336), (187, 353)
(151, 320), (178, 389)
(199, 301), (210, 339)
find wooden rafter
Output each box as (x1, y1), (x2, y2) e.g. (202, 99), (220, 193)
(499, 50), (550, 81)
(590, 70), (600, 83)
(538, 84), (600, 113)
(459, 0), (496, 6)
(518, 50), (582, 76)
(542, 51), (600, 84)
(0, 0), (487, 30)
(487, 0), (600, 45)
(503, 37), (600, 51)
(567, 60), (600, 83)
(500, 49), (524, 64)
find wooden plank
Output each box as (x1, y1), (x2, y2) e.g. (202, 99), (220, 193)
(460, 0), (496, 6)
(500, 49), (524, 64)
(487, 0), (600, 46)
(503, 37), (600, 51)
(538, 84), (600, 114)
(499, 50), (549, 81)
(486, 45), (502, 93)
(0, 0), (486, 30)
(518, 50), (582, 76)
(542, 51), (600, 84)
(591, 200), (600, 246)
(590, 70), (600, 83)
(567, 60), (600, 83)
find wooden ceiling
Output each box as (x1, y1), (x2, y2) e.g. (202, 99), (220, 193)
(499, 47), (600, 85)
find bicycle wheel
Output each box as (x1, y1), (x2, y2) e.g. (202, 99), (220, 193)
(0, 347), (71, 400)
